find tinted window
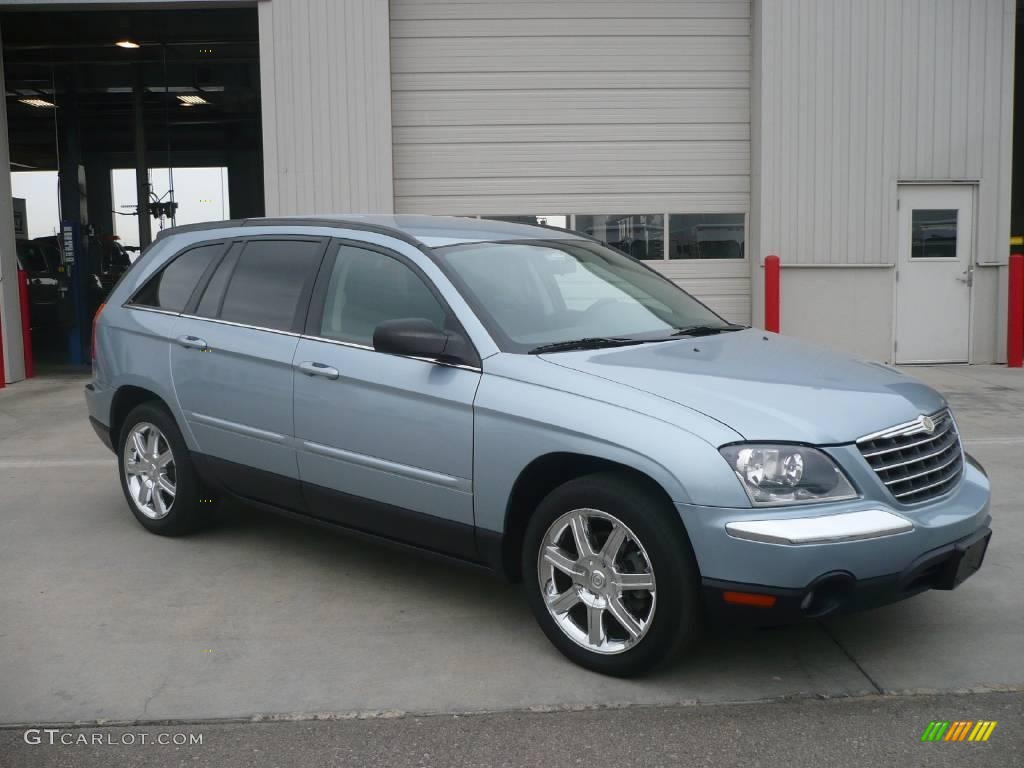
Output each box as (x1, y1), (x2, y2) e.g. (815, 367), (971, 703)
(219, 240), (323, 331)
(132, 244), (222, 311)
(195, 248), (238, 318)
(319, 245), (447, 346)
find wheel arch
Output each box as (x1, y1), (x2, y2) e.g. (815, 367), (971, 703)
(110, 385), (173, 447)
(496, 452), (683, 583)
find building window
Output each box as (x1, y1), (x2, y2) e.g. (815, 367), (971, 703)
(668, 213), (745, 260)
(472, 214), (747, 261)
(911, 209), (958, 259)
(575, 214), (664, 260)
(478, 215), (568, 229)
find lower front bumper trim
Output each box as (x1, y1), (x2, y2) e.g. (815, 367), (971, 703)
(703, 524), (992, 625)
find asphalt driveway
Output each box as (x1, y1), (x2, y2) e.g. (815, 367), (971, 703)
(0, 365), (1021, 725)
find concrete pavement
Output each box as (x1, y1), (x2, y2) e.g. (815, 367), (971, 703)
(0, 366), (1020, 726)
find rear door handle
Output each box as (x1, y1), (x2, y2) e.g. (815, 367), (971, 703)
(176, 335), (208, 351)
(297, 361), (340, 380)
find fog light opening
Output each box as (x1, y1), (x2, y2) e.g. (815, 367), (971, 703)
(801, 573), (854, 617)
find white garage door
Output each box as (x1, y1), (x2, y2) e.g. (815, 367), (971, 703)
(390, 0), (752, 324)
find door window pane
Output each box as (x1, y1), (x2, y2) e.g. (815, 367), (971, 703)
(131, 243), (222, 311)
(575, 214), (664, 260)
(668, 213), (745, 259)
(195, 248), (238, 318)
(319, 245), (447, 346)
(219, 240), (322, 331)
(911, 210), (958, 258)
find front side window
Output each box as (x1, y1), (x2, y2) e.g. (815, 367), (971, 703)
(435, 239), (731, 352)
(131, 243), (223, 312)
(218, 240), (323, 331)
(318, 245), (448, 347)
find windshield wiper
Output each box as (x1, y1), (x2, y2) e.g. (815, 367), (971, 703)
(671, 324), (746, 337)
(528, 337), (647, 354)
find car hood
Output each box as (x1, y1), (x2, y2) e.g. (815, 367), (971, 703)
(540, 329), (946, 444)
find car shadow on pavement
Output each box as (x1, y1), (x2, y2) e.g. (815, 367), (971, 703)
(205, 497), (881, 694)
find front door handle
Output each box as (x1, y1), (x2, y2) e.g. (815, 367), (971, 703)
(176, 334), (208, 351)
(297, 361), (340, 380)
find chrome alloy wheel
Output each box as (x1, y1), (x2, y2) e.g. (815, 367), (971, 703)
(536, 508), (657, 655)
(123, 422), (176, 520)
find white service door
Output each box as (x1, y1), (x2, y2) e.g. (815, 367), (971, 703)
(895, 185), (974, 363)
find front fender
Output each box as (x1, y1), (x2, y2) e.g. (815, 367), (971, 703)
(473, 356), (750, 533)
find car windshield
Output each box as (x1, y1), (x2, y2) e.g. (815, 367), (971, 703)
(434, 239), (734, 353)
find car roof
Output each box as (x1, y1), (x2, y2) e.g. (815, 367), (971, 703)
(157, 214), (585, 249)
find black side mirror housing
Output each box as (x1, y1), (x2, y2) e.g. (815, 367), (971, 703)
(373, 318), (477, 367)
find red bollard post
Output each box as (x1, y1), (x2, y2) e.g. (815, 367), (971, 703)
(764, 254), (780, 333)
(18, 268), (33, 379)
(1009, 253), (1024, 368)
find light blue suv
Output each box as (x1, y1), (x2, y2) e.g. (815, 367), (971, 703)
(86, 215), (992, 676)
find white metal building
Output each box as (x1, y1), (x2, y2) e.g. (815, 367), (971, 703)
(0, 0), (1017, 382)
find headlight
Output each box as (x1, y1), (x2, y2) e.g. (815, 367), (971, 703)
(719, 444), (858, 506)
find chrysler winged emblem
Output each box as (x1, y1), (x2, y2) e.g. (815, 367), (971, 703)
(919, 415), (936, 434)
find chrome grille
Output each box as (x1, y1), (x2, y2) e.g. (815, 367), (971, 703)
(857, 410), (963, 504)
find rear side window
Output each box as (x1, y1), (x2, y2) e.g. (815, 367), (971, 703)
(218, 239), (324, 331)
(131, 244), (223, 311)
(195, 247), (239, 318)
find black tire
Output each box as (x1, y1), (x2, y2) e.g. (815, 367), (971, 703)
(522, 472), (702, 677)
(117, 401), (214, 536)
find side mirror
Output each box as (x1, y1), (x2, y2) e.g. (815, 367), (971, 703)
(373, 318), (475, 366)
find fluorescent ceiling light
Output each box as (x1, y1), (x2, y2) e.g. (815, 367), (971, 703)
(19, 98), (56, 108)
(177, 94), (208, 106)
(115, 40), (141, 49)
(148, 86), (224, 93)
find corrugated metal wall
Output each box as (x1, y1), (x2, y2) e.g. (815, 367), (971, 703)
(390, 0), (753, 322)
(258, 0), (394, 215)
(755, 0), (1014, 267)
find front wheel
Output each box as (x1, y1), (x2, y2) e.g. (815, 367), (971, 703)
(522, 472), (702, 677)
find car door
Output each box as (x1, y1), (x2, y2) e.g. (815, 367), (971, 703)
(293, 240), (481, 558)
(170, 235), (328, 510)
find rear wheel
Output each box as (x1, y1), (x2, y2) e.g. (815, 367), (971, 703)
(117, 402), (214, 536)
(523, 472), (701, 677)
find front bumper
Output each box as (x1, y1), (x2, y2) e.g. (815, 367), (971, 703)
(703, 525), (991, 623)
(676, 453), (991, 621)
